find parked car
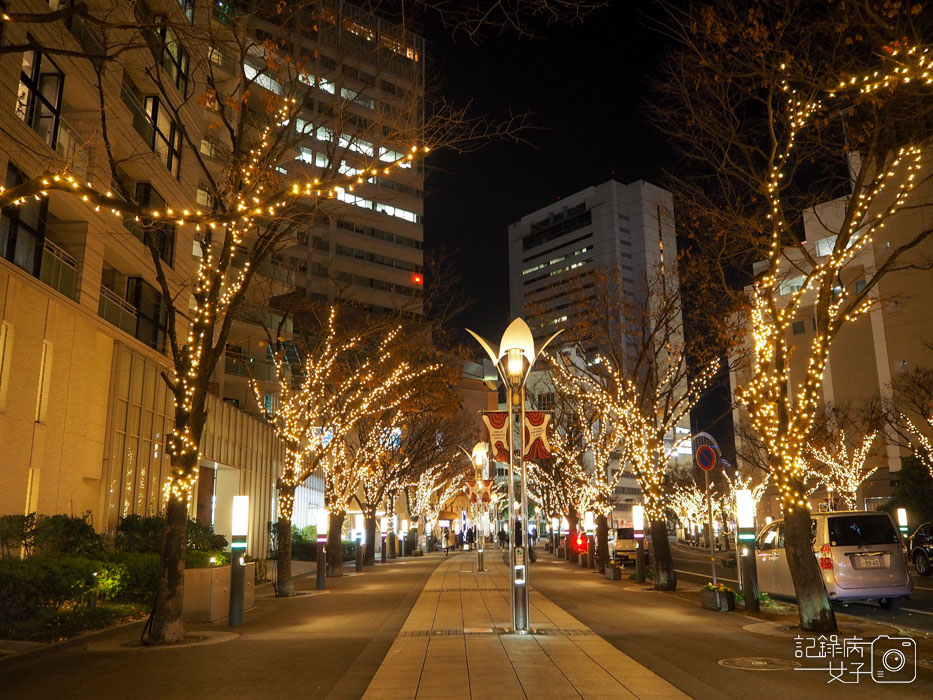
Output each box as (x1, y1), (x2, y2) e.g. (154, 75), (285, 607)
(755, 511), (912, 610)
(908, 522), (933, 577)
(611, 527), (649, 566)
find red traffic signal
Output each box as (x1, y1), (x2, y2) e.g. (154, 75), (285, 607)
(411, 272), (423, 286)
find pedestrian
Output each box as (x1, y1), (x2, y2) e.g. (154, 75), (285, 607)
(443, 528), (450, 556)
(531, 526), (538, 546)
(498, 528), (506, 549)
(448, 529), (457, 553)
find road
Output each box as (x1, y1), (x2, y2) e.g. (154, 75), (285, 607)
(669, 539), (933, 634)
(530, 546), (933, 699)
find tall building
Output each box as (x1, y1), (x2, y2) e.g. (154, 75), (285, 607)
(0, 1), (426, 548)
(507, 180), (689, 527)
(508, 179), (677, 335)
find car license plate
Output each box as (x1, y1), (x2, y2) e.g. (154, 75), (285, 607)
(859, 557), (882, 568)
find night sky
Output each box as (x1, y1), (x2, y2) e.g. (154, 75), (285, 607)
(422, 1), (669, 340)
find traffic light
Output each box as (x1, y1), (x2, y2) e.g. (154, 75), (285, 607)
(411, 272), (423, 286)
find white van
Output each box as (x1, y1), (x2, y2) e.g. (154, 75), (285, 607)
(755, 511), (913, 610)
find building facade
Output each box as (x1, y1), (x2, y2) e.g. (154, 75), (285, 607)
(0, 1), (426, 555)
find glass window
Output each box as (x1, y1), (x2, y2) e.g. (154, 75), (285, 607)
(792, 320), (806, 335)
(1, 164), (46, 275)
(758, 524), (779, 551)
(828, 514), (899, 547)
(159, 24), (189, 95)
(16, 48), (64, 147)
(130, 183), (175, 266)
(144, 97), (182, 177)
(780, 276), (805, 296)
(126, 277), (168, 352)
(178, 0), (194, 23)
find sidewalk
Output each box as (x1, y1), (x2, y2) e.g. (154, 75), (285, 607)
(363, 549), (689, 699)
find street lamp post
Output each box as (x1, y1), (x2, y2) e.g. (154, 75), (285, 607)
(736, 489), (759, 612)
(355, 513), (364, 572)
(229, 496), (249, 627)
(633, 505), (646, 584)
(316, 508), (329, 590)
(467, 318), (562, 634)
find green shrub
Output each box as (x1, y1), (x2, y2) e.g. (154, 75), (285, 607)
(292, 541), (317, 561)
(0, 556), (104, 623)
(34, 514), (102, 557)
(108, 552), (160, 599)
(116, 515), (164, 553)
(0, 603), (147, 642)
(185, 549), (229, 568)
(0, 513), (35, 557)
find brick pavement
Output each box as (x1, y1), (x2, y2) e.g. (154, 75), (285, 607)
(363, 549), (690, 700)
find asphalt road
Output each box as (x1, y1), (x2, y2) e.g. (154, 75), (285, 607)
(669, 540), (933, 635)
(530, 548), (933, 699)
(0, 556), (442, 700)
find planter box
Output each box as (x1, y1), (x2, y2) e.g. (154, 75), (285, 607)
(184, 563), (255, 622)
(701, 588), (735, 612)
(605, 566), (623, 580)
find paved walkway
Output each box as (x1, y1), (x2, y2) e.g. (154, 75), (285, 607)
(363, 550), (689, 699)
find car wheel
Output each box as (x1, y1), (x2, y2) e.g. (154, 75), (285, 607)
(915, 551), (932, 577)
(879, 597), (902, 612)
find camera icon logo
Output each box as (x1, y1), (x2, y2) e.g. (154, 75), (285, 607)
(871, 635), (916, 684)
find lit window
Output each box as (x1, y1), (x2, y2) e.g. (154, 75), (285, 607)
(779, 276), (805, 296)
(144, 97), (182, 177)
(855, 280), (867, 294)
(815, 236), (836, 257)
(16, 50), (63, 148)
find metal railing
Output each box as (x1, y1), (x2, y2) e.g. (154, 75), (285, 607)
(39, 239), (77, 299)
(98, 285), (137, 336)
(120, 82), (153, 146)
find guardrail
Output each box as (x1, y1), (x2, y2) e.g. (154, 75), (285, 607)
(98, 285), (137, 336)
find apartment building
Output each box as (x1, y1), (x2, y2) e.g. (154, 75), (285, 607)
(0, 1), (426, 552)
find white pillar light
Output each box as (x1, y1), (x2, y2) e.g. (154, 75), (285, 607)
(632, 505), (645, 532)
(317, 508), (329, 542)
(231, 495), (249, 550)
(736, 489), (754, 529)
(584, 511), (595, 534)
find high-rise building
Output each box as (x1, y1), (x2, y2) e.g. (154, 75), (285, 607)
(507, 180), (689, 527)
(508, 179), (677, 335)
(0, 1), (426, 546)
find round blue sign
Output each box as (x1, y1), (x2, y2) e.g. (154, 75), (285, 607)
(696, 444), (717, 471)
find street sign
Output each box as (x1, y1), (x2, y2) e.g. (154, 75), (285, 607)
(696, 444), (717, 471)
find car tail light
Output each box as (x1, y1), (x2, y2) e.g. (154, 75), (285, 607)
(819, 543), (833, 570)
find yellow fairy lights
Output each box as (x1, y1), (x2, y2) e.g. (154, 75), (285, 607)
(740, 42), (932, 514)
(250, 307), (444, 526)
(900, 414), (933, 480)
(807, 431), (878, 510)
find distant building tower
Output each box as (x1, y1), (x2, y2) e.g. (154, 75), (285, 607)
(508, 179), (677, 336)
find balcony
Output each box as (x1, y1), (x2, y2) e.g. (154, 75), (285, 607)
(120, 82), (154, 146)
(98, 285), (137, 336)
(224, 350), (276, 382)
(38, 239), (77, 300)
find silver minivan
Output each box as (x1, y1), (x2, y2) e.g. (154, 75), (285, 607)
(755, 511), (913, 610)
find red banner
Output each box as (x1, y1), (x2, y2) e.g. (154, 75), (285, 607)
(523, 411), (552, 460)
(482, 411), (510, 462)
(465, 479), (494, 504)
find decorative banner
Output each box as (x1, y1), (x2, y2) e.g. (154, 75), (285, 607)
(523, 411), (553, 460)
(482, 411), (510, 462)
(465, 479), (494, 504)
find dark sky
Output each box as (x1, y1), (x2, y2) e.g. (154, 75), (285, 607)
(422, 1), (669, 340)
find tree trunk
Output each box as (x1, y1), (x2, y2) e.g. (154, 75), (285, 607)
(274, 482), (296, 597)
(387, 531), (397, 559)
(275, 518), (294, 597)
(149, 497), (188, 644)
(567, 511), (579, 555)
(364, 514), (376, 565)
(784, 501), (837, 633)
(326, 511), (345, 577)
(596, 513), (610, 574)
(650, 519), (677, 591)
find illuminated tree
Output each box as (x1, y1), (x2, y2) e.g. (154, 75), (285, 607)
(656, 0), (933, 632)
(549, 360), (624, 572)
(808, 431), (878, 510)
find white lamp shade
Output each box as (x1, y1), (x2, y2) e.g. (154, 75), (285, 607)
(736, 489), (754, 529)
(632, 505), (645, 532)
(897, 508), (908, 527)
(231, 496), (249, 538)
(560, 516), (569, 533)
(551, 517), (559, 531)
(583, 511), (595, 533)
(380, 516), (388, 533)
(402, 519), (409, 532)
(355, 514), (364, 532)
(317, 508), (330, 535)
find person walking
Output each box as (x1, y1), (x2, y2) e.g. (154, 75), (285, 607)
(443, 528), (450, 556)
(498, 528), (507, 549)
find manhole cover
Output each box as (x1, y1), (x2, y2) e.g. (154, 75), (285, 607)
(718, 657), (800, 671)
